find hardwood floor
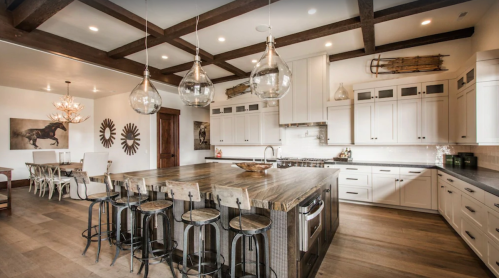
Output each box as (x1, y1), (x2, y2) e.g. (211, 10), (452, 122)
(0, 188), (494, 278)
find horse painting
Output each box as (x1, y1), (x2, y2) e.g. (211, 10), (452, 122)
(22, 122), (67, 149)
(10, 119), (69, 150)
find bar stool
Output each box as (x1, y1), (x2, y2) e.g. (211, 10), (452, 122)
(124, 176), (176, 278)
(73, 171), (119, 262)
(166, 181), (223, 278)
(212, 185), (274, 278)
(105, 174), (148, 271)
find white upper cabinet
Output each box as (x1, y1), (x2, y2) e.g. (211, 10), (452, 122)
(477, 81), (499, 143)
(354, 89), (375, 103)
(456, 87), (477, 144)
(398, 83), (421, 100)
(375, 86), (397, 102)
(211, 115), (235, 145)
(354, 103), (375, 144)
(422, 80), (448, 98)
(327, 105), (353, 145)
(374, 101), (397, 144)
(279, 54), (328, 124)
(421, 97), (449, 143)
(262, 112), (284, 145)
(397, 99), (421, 143)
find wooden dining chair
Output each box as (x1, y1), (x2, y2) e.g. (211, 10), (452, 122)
(25, 163), (36, 193)
(30, 164), (45, 195)
(37, 165), (51, 197)
(47, 165), (72, 201)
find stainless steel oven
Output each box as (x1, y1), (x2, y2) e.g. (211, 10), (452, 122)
(299, 193), (324, 252)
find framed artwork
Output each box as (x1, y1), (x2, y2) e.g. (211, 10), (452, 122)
(10, 118), (69, 150)
(194, 121), (210, 150)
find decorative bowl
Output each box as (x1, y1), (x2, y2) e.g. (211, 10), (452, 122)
(235, 162), (273, 172)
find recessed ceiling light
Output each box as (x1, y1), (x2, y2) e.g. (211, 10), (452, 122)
(308, 8), (317, 15)
(45, 86), (51, 91)
(89, 26), (99, 32)
(162, 55), (168, 59)
(421, 20), (431, 25)
(252, 59), (258, 63)
(218, 37), (225, 42)
(93, 88), (98, 93)
(325, 42), (332, 47)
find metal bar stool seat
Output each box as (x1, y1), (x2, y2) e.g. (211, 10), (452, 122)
(166, 181), (223, 278)
(125, 177), (176, 278)
(74, 171), (118, 263)
(213, 185), (276, 278)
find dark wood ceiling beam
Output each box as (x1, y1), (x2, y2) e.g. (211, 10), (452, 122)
(79, 0), (164, 37)
(161, 62), (206, 75)
(213, 17), (361, 62)
(214, 61), (247, 77)
(5, 0), (25, 11)
(212, 72), (251, 84)
(358, 0), (375, 54)
(108, 0), (281, 59)
(11, 0), (74, 32)
(374, 0), (471, 24)
(167, 38), (213, 61)
(329, 27), (474, 62)
(0, 8), (182, 85)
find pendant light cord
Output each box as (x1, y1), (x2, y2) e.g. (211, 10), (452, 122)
(268, 0), (271, 35)
(195, 15), (200, 57)
(144, 0), (149, 71)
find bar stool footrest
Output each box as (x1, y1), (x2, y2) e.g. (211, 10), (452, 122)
(178, 251), (225, 277)
(81, 223), (113, 242)
(133, 240), (178, 265)
(230, 261), (277, 278)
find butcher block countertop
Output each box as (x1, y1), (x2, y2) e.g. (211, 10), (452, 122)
(99, 163), (338, 212)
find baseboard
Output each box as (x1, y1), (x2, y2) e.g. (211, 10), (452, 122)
(0, 179), (29, 190)
(340, 199), (439, 214)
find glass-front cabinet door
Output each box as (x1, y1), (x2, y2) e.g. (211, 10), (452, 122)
(375, 86), (397, 102)
(354, 89), (375, 103)
(422, 80), (448, 98)
(235, 103), (260, 113)
(398, 83), (421, 100)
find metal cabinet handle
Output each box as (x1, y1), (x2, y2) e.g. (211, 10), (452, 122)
(346, 168), (358, 170)
(465, 206), (475, 213)
(461, 136), (467, 138)
(440, 186), (444, 188)
(447, 178), (454, 182)
(395, 179), (399, 181)
(400, 179), (404, 182)
(418, 137), (421, 139)
(422, 137), (426, 139)
(346, 192), (358, 194)
(438, 174), (443, 177)
(465, 231), (475, 240)
(464, 188), (475, 193)
(375, 137), (378, 140)
(423, 91), (426, 94)
(418, 92), (420, 95)
(496, 262), (499, 267)
(324, 189), (331, 193)
(495, 203), (499, 209)
(380, 170), (391, 172)
(346, 178), (358, 180)
(448, 190), (453, 194)
(409, 171), (422, 173)
(496, 228), (499, 233)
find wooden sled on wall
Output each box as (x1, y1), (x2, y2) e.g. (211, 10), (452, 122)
(370, 54), (449, 77)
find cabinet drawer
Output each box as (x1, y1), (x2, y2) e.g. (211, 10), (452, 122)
(485, 192), (499, 213)
(339, 186), (371, 202)
(372, 166), (400, 175)
(459, 182), (485, 203)
(399, 167), (431, 177)
(461, 218), (486, 260)
(334, 165), (372, 173)
(338, 173), (370, 187)
(487, 210), (499, 246)
(461, 194), (486, 229)
(487, 240), (499, 276)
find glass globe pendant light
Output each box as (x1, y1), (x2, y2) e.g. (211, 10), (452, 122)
(178, 16), (215, 107)
(129, 0), (162, 115)
(250, 0), (292, 100)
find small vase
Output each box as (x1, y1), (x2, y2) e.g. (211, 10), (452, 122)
(333, 83), (349, 101)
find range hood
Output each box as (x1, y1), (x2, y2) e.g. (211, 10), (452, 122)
(279, 122), (327, 127)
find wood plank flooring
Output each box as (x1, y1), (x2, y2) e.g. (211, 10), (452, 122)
(0, 188), (494, 278)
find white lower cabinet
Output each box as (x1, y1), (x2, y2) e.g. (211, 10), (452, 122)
(338, 186), (371, 202)
(487, 239), (499, 277)
(462, 217), (487, 260)
(400, 176), (432, 209)
(372, 174), (400, 206)
(442, 182), (461, 231)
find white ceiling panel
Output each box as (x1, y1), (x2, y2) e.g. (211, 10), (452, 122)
(373, 0), (416, 12)
(126, 43), (194, 69)
(375, 0), (494, 46)
(181, 0), (360, 55)
(226, 29), (364, 72)
(175, 64), (234, 79)
(38, 1), (145, 51)
(110, 0), (234, 29)
(0, 41), (175, 99)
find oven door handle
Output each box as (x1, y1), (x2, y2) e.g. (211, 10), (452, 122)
(304, 201), (324, 221)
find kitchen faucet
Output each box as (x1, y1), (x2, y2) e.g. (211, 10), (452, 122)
(264, 146), (274, 164)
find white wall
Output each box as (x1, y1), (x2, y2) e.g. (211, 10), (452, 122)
(0, 86), (94, 181)
(472, 0), (499, 53)
(94, 87), (211, 174)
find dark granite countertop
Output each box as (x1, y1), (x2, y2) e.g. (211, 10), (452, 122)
(205, 157), (499, 198)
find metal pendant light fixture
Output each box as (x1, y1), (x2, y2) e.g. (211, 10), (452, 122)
(250, 0), (292, 100)
(129, 0), (162, 115)
(178, 16), (215, 107)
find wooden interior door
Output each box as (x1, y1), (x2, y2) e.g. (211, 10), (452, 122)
(157, 107), (180, 168)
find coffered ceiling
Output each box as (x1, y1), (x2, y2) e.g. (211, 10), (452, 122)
(0, 0), (495, 97)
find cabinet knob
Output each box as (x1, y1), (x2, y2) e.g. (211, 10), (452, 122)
(279, 139), (281, 141)
(422, 137), (426, 139)
(395, 179), (399, 181)
(400, 180), (404, 182)
(375, 96), (378, 98)
(418, 92), (420, 95)
(375, 137), (378, 140)
(371, 96), (374, 99)
(423, 91), (426, 94)
(418, 137), (421, 139)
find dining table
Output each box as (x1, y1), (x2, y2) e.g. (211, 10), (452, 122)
(42, 162), (83, 172)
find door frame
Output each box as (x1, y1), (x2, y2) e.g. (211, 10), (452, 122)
(156, 107), (180, 168)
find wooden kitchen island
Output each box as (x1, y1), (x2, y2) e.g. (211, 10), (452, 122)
(98, 163), (339, 278)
